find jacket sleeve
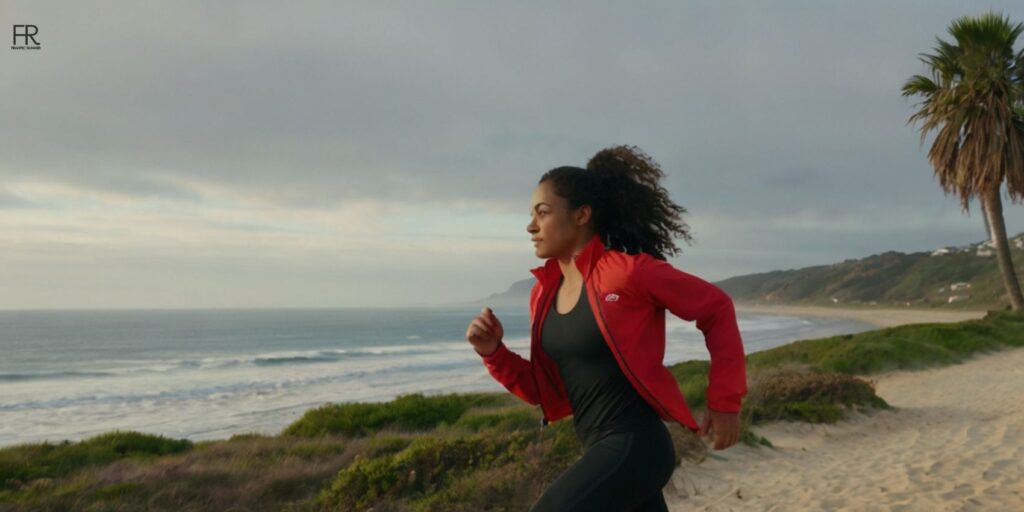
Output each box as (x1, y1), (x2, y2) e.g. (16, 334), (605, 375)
(477, 282), (543, 406)
(480, 340), (541, 406)
(634, 255), (748, 413)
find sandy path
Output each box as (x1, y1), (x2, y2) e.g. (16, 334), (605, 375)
(734, 304), (989, 329)
(665, 346), (1024, 511)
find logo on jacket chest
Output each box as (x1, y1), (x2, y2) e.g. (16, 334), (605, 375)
(604, 293), (620, 302)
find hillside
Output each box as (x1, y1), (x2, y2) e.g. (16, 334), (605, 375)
(463, 277), (534, 310)
(719, 232), (1024, 309)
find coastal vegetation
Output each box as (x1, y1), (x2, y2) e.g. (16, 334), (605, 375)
(2, 309), (1022, 511)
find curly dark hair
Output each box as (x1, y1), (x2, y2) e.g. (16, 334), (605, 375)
(539, 144), (693, 260)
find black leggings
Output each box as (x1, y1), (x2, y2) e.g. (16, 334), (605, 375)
(528, 416), (676, 512)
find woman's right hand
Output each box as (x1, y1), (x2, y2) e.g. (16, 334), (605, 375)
(466, 306), (503, 357)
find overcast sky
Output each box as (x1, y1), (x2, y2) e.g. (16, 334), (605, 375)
(3, 1), (1024, 309)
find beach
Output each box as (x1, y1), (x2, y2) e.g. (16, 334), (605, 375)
(734, 303), (989, 329)
(667, 308), (1023, 511)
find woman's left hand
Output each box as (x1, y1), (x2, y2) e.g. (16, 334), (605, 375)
(698, 408), (740, 450)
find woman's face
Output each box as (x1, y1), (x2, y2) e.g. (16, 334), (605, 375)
(526, 180), (590, 260)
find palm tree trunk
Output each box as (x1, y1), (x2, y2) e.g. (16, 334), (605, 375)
(981, 199), (994, 244)
(984, 184), (1024, 310)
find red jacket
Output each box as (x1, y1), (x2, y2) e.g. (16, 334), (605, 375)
(480, 232), (747, 432)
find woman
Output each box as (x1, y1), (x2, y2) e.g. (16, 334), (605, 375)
(465, 145), (747, 512)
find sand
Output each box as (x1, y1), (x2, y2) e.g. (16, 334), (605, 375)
(665, 330), (1024, 510)
(734, 303), (989, 329)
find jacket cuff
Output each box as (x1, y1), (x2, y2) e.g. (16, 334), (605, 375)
(479, 340), (508, 364)
(706, 400), (742, 414)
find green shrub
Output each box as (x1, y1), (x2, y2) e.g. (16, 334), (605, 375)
(666, 360), (712, 411)
(747, 309), (1024, 376)
(226, 432), (270, 442)
(318, 431), (531, 510)
(283, 392), (509, 438)
(407, 465), (526, 512)
(93, 481), (142, 500)
(365, 436), (414, 458)
(0, 431), (192, 491)
(746, 366), (890, 423)
(453, 407), (538, 433)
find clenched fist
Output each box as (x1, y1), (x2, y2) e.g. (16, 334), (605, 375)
(466, 306), (503, 357)
(698, 407), (741, 450)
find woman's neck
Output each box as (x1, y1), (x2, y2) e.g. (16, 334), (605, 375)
(556, 232), (592, 287)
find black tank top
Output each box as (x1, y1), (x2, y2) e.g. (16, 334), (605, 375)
(541, 275), (660, 442)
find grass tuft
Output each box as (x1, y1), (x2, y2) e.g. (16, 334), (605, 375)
(283, 391), (511, 438)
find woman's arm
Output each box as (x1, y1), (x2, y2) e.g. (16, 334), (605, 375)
(476, 283), (544, 406)
(633, 255), (748, 413)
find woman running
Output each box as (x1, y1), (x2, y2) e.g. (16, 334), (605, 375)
(465, 144), (747, 512)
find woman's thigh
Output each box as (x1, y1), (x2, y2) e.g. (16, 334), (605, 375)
(528, 422), (676, 512)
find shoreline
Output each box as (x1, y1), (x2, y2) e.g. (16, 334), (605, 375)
(734, 303), (989, 329)
(0, 306), (913, 450)
(0, 306), (990, 450)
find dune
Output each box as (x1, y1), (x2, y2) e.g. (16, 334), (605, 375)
(665, 344), (1024, 511)
(733, 303), (988, 329)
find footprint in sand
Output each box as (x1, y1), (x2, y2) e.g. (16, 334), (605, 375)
(667, 465), (733, 501)
(819, 497), (847, 509)
(904, 464), (927, 482)
(981, 458), (1018, 482)
(926, 457), (956, 475)
(939, 482), (975, 500)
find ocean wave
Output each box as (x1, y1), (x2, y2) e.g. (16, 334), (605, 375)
(1, 339), (494, 384)
(0, 371), (115, 382)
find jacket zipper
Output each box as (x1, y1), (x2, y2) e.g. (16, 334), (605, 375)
(586, 280), (676, 423)
(534, 283), (551, 431)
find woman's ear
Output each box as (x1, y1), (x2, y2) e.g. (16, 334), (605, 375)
(574, 204), (593, 227)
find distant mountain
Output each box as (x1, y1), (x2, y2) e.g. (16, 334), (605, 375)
(468, 232), (1024, 310)
(460, 277), (535, 311)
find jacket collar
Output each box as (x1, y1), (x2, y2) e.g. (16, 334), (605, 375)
(529, 232), (606, 284)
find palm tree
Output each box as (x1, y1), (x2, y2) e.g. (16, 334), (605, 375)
(902, 11), (1024, 311)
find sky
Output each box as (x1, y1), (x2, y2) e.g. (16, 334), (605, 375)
(3, 0), (1024, 309)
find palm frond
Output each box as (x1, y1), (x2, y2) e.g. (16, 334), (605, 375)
(903, 10), (1024, 210)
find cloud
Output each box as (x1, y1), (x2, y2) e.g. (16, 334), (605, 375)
(0, 189), (39, 210)
(3, 0), (1024, 307)
(5, 1), (1015, 210)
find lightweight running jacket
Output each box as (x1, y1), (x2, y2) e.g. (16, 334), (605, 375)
(480, 232), (747, 432)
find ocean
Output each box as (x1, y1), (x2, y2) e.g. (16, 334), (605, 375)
(0, 307), (876, 447)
